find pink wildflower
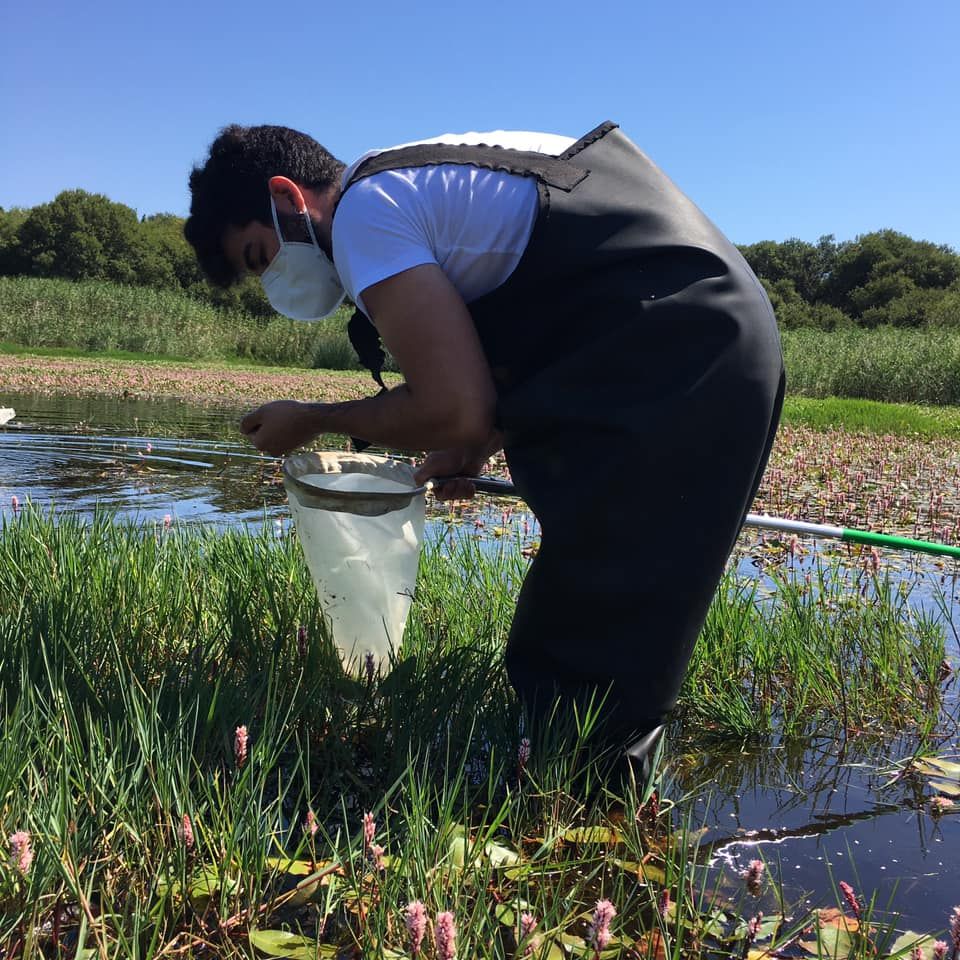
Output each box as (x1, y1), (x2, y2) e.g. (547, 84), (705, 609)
(747, 913), (763, 943)
(588, 899), (617, 953)
(517, 737), (531, 772)
(405, 900), (427, 955)
(297, 624), (308, 659)
(369, 842), (386, 870)
(932, 940), (948, 959)
(909, 947), (922, 960)
(931, 796), (953, 815)
(435, 910), (457, 960)
(655, 887), (671, 921)
(304, 810), (318, 837)
(8, 831), (33, 875)
(951, 905), (960, 947)
(180, 814), (195, 851)
(742, 858), (765, 895)
(11, 495), (19, 514)
(234, 725), (248, 768)
(163, 513), (172, 529)
(363, 811), (376, 851)
(520, 912), (540, 955)
(839, 880), (861, 920)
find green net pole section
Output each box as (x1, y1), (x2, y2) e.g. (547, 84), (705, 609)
(449, 477), (960, 561)
(743, 513), (960, 560)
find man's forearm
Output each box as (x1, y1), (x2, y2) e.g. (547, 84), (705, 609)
(306, 382), (495, 452)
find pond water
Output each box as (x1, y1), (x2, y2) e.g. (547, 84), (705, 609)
(1, 391), (958, 933)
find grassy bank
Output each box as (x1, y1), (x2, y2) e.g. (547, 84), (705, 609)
(0, 275), (364, 370)
(0, 510), (954, 957)
(6, 275), (960, 405)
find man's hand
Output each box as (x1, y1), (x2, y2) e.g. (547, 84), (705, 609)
(414, 437), (501, 500)
(240, 400), (320, 457)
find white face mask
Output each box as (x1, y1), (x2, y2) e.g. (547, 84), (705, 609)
(261, 197), (345, 321)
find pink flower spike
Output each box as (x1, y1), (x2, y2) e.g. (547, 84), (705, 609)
(518, 737), (531, 769)
(839, 880), (861, 920)
(747, 912), (763, 943)
(950, 905), (960, 947)
(234, 725), (249, 768)
(163, 513), (172, 529)
(520, 912), (540, 956)
(304, 810), (318, 837)
(297, 624), (308, 659)
(932, 939), (948, 959)
(8, 831), (33, 875)
(11, 495), (19, 514)
(742, 858), (765, 894)
(180, 814), (195, 851)
(435, 910), (457, 960)
(369, 842), (386, 870)
(588, 899), (617, 952)
(362, 811), (375, 851)
(405, 900), (427, 956)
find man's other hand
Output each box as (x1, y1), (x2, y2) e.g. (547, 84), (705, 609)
(240, 400), (318, 457)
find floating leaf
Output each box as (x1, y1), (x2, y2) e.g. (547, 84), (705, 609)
(249, 928), (326, 958)
(494, 897), (532, 927)
(927, 778), (960, 798)
(264, 856), (329, 877)
(912, 757), (960, 779)
(562, 826), (619, 844)
(612, 858), (666, 885)
(886, 931), (937, 959)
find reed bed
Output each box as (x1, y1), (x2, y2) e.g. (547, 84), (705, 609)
(0, 276), (364, 370)
(0, 508), (955, 958)
(7, 276), (960, 404)
(781, 326), (960, 405)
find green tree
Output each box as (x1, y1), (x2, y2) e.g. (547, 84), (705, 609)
(16, 190), (149, 284)
(739, 235), (838, 303)
(0, 207), (29, 276)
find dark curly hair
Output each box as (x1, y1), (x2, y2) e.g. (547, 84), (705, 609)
(185, 124), (345, 287)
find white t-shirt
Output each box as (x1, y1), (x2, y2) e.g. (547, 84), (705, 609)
(332, 131), (576, 314)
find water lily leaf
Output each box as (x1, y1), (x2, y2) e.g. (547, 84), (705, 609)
(249, 928), (323, 958)
(485, 839), (521, 867)
(494, 898), (532, 927)
(886, 931), (936, 958)
(264, 856), (330, 877)
(188, 864), (237, 909)
(562, 826), (619, 844)
(798, 909), (859, 957)
(612, 858), (666, 885)
(927, 778), (960, 798)
(912, 757), (960, 779)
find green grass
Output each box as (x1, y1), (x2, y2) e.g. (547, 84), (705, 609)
(0, 509), (952, 957)
(781, 395), (960, 436)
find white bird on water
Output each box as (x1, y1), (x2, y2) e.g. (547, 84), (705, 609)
(0, 408), (15, 425)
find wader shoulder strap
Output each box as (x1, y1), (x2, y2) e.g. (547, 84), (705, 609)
(347, 143), (590, 192)
(346, 308), (386, 452)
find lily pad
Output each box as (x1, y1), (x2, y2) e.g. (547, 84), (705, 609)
(249, 928), (336, 958)
(562, 826), (620, 844)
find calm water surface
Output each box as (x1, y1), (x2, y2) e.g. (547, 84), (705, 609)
(1, 391), (958, 933)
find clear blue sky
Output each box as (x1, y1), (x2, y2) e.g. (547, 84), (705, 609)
(2, 0), (958, 249)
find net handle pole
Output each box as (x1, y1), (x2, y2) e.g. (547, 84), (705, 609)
(438, 477), (960, 560)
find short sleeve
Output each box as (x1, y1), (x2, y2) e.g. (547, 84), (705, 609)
(332, 173), (439, 311)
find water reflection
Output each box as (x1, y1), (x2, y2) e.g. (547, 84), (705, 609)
(672, 732), (960, 930)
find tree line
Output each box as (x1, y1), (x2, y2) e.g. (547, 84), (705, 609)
(2, 189), (959, 329)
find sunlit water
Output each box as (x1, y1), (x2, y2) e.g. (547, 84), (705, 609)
(1, 391), (958, 932)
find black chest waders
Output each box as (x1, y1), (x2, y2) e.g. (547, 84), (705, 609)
(341, 122), (785, 762)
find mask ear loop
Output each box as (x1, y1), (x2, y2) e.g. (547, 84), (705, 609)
(271, 193), (328, 262)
